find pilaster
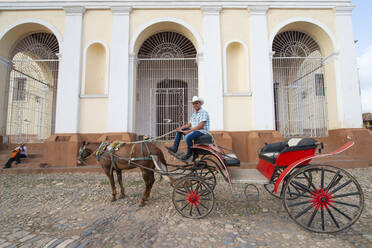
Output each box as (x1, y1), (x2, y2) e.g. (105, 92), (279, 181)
(249, 5), (275, 130)
(201, 6), (224, 131)
(333, 6), (362, 128)
(108, 6), (132, 132)
(55, 6), (85, 133)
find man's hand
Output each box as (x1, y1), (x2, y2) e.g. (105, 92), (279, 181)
(176, 127), (182, 132)
(183, 130), (191, 135)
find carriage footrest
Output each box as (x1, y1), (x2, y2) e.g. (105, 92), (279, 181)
(228, 168), (269, 184)
(223, 153), (240, 167)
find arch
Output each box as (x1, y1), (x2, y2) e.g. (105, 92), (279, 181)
(269, 18), (337, 54)
(0, 19), (63, 51)
(134, 31), (198, 138)
(223, 40), (250, 95)
(130, 18), (203, 54)
(81, 40), (109, 97)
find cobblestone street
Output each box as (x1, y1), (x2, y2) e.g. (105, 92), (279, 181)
(0, 167), (371, 248)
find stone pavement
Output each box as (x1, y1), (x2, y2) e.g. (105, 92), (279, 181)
(0, 167), (371, 248)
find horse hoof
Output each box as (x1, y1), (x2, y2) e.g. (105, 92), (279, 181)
(118, 195), (125, 199)
(138, 201), (146, 207)
(111, 198), (117, 202)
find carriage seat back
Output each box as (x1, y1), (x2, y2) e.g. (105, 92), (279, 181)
(259, 138), (317, 165)
(194, 133), (214, 145)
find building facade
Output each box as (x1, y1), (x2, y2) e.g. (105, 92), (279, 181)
(0, 0), (368, 165)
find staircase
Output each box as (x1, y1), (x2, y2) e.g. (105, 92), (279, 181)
(0, 143), (101, 174)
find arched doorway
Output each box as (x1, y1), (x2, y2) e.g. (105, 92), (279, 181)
(272, 31), (328, 137)
(6, 32), (59, 143)
(135, 31), (198, 139)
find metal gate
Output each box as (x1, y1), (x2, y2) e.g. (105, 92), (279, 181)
(136, 58), (198, 139)
(4, 32), (58, 143)
(273, 57), (327, 137)
(150, 87), (185, 139)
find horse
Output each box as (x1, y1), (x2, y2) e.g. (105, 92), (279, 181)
(77, 140), (169, 206)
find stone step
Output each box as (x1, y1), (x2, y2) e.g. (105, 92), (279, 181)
(0, 165), (102, 174)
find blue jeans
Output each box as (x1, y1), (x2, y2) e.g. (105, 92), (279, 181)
(172, 128), (204, 155)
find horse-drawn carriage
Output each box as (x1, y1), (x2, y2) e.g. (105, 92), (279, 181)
(78, 134), (364, 234)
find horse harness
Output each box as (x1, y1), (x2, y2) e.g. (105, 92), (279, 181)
(96, 140), (153, 174)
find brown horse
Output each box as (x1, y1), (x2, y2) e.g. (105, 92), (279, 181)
(77, 141), (169, 206)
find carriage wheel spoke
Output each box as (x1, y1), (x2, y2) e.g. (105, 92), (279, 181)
(288, 192), (311, 198)
(331, 180), (352, 194)
(303, 172), (316, 191)
(326, 208), (340, 228)
(330, 205), (352, 221)
(292, 180), (312, 194)
(333, 200), (360, 208)
(288, 200), (311, 208)
(189, 205), (193, 216)
(199, 202), (209, 210)
(325, 170), (341, 191)
(295, 204), (313, 219)
(321, 209), (325, 231)
(333, 192), (360, 198)
(321, 168), (324, 189)
(175, 189), (187, 195)
(180, 202), (189, 212)
(196, 205), (202, 216)
(307, 208), (318, 227)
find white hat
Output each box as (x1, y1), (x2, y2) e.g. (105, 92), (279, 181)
(191, 96), (204, 105)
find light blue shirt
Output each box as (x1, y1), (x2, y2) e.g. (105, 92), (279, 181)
(190, 108), (210, 134)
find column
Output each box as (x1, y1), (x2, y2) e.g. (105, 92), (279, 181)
(108, 7), (132, 132)
(201, 6), (224, 131)
(334, 6), (363, 128)
(249, 6), (275, 130)
(55, 7), (85, 133)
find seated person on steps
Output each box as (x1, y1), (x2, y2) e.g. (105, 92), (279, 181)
(166, 96), (210, 161)
(3, 143), (27, 169)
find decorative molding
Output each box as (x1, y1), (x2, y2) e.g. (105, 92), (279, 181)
(129, 17), (203, 54)
(224, 92), (252, 97)
(110, 6), (132, 15)
(269, 17), (337, 52)
(0, 19), (64, 52)
(63, 6), (85, 15)
(201, 6), (222, 15)
(79, 94), (108, 99)
(0, 1), (356, 10)
(334, 6), (354, 16)
(248, 5), (269, 15)
(0, 56), (12, 67)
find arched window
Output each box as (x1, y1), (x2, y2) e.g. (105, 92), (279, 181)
(135, 31), (198, 139)
(272, 31), (327, 137)
(7, 32), (59, 143)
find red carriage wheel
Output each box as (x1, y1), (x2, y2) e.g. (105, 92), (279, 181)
(283, 165), (364, 233)
(172, 176), (215, 219)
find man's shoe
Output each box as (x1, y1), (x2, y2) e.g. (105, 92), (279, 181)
(165, 146), (177, 153)
(181, 154), (192, 161)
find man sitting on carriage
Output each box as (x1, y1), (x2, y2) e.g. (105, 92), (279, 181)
(166, 96), (210, 161)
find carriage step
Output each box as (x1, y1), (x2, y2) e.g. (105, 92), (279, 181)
(228, 168), (269, 184)
(166, 150), (192, 163)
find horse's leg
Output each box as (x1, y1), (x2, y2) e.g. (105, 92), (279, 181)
(104, 168), (117, 202)
(138, 168), (155, 207)
(116, 170), (125, 199)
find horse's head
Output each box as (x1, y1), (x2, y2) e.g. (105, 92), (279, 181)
(77, 141), (91, 165)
